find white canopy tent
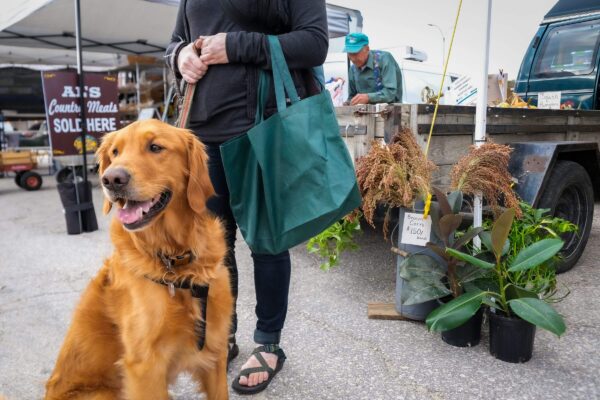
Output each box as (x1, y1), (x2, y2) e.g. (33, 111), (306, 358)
(0, 0), (362, 62)
(0, 44), (127, 70)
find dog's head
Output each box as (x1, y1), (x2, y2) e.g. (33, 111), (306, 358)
(96, 119), (214, 232)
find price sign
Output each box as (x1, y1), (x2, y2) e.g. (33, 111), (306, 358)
(400, 212), (432, 247)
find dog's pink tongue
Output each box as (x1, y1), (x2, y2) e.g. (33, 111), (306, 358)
(117, 200), (153, 224)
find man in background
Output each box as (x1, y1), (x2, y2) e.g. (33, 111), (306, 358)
(344, 32), (403, 105)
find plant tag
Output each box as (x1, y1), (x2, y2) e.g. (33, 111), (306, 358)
(400, 212), (432, 247)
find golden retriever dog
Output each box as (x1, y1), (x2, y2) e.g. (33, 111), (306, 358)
(45, 119), (232, 399)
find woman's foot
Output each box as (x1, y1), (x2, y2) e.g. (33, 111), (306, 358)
(238, 351), (279, 387)
(231, 345), (286, 394)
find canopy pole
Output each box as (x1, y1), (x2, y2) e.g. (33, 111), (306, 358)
(74, 0), (88, 184)
(473, 0), (493, 248)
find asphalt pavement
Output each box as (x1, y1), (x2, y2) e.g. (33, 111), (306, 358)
(0, 174), (599, 400)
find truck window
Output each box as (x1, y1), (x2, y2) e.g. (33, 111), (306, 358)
(533, 20), (600, 78)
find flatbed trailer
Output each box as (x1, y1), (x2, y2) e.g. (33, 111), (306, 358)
(336, 104), (600, 272)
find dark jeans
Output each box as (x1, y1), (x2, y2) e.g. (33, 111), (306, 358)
(205, 142), (291, 345)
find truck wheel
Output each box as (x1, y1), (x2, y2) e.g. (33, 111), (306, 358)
(14, 171), (24, 188)
(19, 171), (43, 191)
(538, 161), (594, 273)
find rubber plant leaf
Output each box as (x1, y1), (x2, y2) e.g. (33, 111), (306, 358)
(508, 297), (566, 337)
(426, 242), (448, 261)
(456, 263), (490, 284)
(452, 226), (484, 250)
(491, 208), (515, 259)
(432, 186), (452, 216)
(426, 290), (486, 332)
(479, 231), (509, 256)
(505, 284), (538, 301)
(398, 254), (445, 280)
(446, 248), (495, 270)
(439, 214), (462, 245)
(447, 190), (463, 214)
(401, 277), (452, 306)
(508, 238), (564, 272)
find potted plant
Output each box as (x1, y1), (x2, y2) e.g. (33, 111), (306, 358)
(427, 208), (567, 363)
(355, 129), (438, 320)
(399, 188), (487, 345)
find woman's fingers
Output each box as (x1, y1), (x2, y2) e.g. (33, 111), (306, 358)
(178, 41), (209, 84)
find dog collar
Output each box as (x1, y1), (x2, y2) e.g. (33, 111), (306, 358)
(158, 251), (195, 269)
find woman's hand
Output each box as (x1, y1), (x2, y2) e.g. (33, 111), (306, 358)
(199, 33), (229, 65)
(177, 39), (208, 84)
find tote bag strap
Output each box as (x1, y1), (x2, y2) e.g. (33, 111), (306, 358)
(267, 35), (300, 112)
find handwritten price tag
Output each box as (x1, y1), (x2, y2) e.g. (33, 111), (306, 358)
(400, 212), (432, 247)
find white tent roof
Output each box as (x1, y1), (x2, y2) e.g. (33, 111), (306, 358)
(0, 0), (177, 57)
(0, 44), (127, 69)
(0, 0), (363, 62)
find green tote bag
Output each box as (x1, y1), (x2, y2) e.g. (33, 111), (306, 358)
(220, 35), (361, 255)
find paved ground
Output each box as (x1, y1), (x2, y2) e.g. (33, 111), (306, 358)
(0, 174), (599, 400)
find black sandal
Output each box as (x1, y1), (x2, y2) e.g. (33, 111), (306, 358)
(231, 344), (286, 395)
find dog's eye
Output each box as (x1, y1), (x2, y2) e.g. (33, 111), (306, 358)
(149, 144), (164, 153)
(112, 148), (118, 157)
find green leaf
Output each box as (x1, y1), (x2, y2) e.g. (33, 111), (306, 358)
(426, 291), (486, 332)
(452, 227), (484, 250)
(491, 208), (515, 259)
(508, 239), (564, 272)
(398, 254), (445, 280)
(456, 263), (490, 284)
(447, 191), (463, 214)
(401, 277), (452, 305)
(508, 297), (566, 337)
(439, 214), (462, 244)
(505, 284), (537, 301)
(480, 231), (510, 256)
(446, 248), (495, 270)
(433, 187), (452, 216)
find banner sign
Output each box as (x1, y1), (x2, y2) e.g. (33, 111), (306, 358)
(41, 70), (120, 156)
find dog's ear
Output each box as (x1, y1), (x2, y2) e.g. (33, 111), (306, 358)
(96, 131), (116, 215)
(187, 133), (215, 215)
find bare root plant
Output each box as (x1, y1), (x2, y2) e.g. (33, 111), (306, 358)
(356, 128), (436, 236)
(450, 142), (521, 217)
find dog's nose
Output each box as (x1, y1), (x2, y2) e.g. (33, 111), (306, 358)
(102, 168), (130, 191)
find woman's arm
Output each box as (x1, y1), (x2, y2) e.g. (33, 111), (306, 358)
(207, 0), (329, 69)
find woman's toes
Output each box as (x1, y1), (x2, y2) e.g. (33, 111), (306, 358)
(239, 375), (248, 385)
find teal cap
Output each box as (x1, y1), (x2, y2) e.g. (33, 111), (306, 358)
(343, 32), (369, 53)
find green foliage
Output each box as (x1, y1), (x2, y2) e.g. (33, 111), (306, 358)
(483, 201), (577, 300)
(398, 254), (451, 305)
(426, 290), (487, 332)
(307, 212), (362, 271)
(432, 208), (568, 336)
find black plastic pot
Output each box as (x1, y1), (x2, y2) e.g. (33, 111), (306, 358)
(441, 307), (483, 347)
(489, 310), (536, 363)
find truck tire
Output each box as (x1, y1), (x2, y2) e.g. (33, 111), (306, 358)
(19, 171), (43, 191)
(538, 161), (594, 273)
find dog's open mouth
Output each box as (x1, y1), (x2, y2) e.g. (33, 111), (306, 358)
(116, 191), (172, 230)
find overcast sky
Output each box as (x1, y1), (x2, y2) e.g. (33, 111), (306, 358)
(332, 0), (558, 80)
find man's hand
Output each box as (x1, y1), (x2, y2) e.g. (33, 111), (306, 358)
(177, 39), (208, 84)
(350, 93), (369, 106)
(199, 33), (229, 65)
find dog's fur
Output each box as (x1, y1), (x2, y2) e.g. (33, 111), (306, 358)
(45, 120), (232, 399)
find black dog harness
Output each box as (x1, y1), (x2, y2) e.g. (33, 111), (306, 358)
(146, 251), (209, 351)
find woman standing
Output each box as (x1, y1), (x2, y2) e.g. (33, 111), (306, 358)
(166, 0), (328, 394)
